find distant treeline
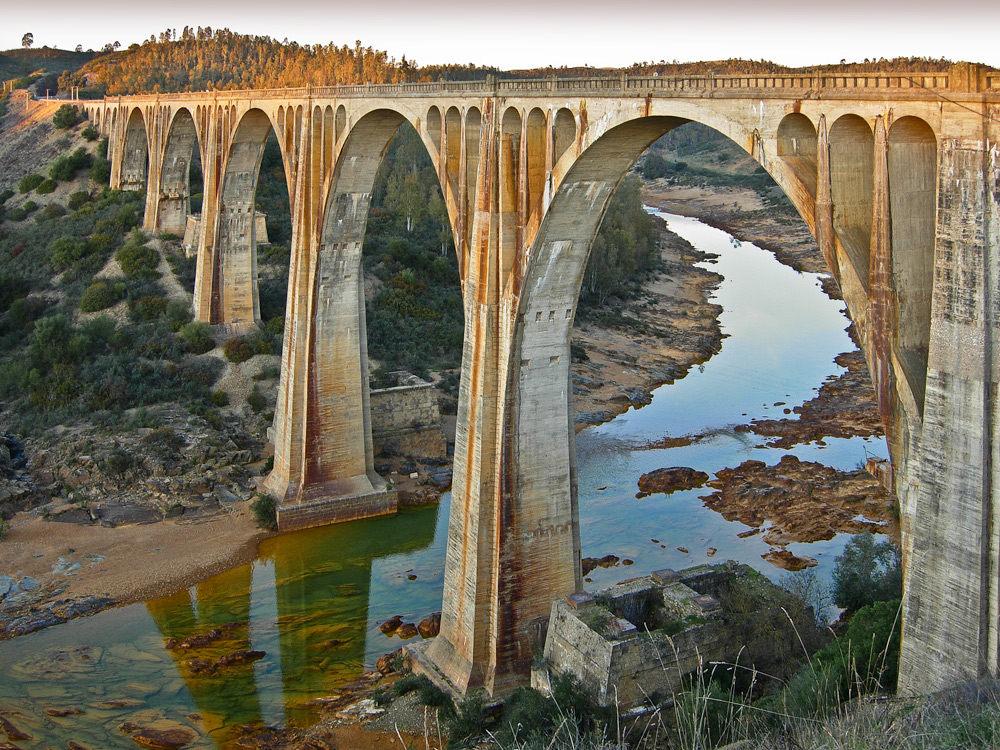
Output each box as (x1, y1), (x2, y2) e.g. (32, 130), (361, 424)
(17, 28), (980, 99)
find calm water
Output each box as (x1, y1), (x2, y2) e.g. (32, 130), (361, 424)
(0, 213), (887, 748)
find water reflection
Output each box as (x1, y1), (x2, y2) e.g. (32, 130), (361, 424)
(0, 212), (887, 748)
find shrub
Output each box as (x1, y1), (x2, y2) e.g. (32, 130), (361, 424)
(102, 449), (132, 477)
(90, 156), (111, 184)
(35, 179), (57, 195)
(246, 386), (266, 413)
(131, 296), (168, 321)
(80, 280), (125, 312)
(0, 518), (8, 541)
(36, 203), (65, 221)
(81, 124), (99, 141)
(50, 148), (93, 181)
(50, 236), (88, 269)
(832, 531), (902, 612)
(7, 208), (26, 222)
(22, 200), (37, 214)
(0, 189), (13, 204)
(115, 242), (160, 276)
(223, 337), (254, 363)
(19, 174), (44, 193)
(178, 322), (214, 354)
(86, 233), (113, 255)
(68, 191), (91, 211)
(165, 300), (193, 331)
(52, 104), (81, 129)
(249, 493), (277, 531)
(210, 390), (230, 407)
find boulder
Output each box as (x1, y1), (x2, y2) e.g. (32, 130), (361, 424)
(396, 623), (419, 639)
(378, 615), (403, 635)
(635, 467), (709, 498)
(418, 611), (441, 638)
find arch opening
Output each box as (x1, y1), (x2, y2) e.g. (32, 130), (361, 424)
(288, 109), (462, 500)
(553, 107), (576, 166)
(157, 109), (201, 237)
(199, 108), (292, 334)
(121, 108), (149, 192)
(830, 115), (874, 289)
(777, 113), (818, 200)
(888, 116), (936, 413)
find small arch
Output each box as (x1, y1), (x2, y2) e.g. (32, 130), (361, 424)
(335, 105), (347, 143)
(121, 108), (149, 192)
(830, 114), (874, 288)
(323, 105), (335, 178)
(777, 113), (818, 198)
(552, 107), (575, 165)
(888, 115), (936, 413)
(427, 105), (442, 154)
(465, 106), (481, 210)
(157, 108), (202, 236)
(526, 108), (546, 218)
(445, 106), (462, 184)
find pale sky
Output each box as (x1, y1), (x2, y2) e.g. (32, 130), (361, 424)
(3, 0), (997, 71)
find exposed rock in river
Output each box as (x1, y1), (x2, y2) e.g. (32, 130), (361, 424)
(636, 467), (710, 498)
(700, 455), (899, 568)
(745, 350), (883, 448)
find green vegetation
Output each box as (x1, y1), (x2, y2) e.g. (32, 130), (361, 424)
(52, 103), (82, 129)
(18, 174), (43, 194)
(80, 29), (416, 95)
(49, 147), (93, 181)
(832, 530), (903, 612)
(249, 493), (277, 530)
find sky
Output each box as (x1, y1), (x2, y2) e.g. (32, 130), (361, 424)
(3, 0), (998, 71)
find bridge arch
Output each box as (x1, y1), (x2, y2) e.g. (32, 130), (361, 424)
(193, 106), (294, 331)
(120, 107), (149, 192)
(888, 115), (937, 415)
(157, 107), (203, 235)
(830, 114), (875, 288)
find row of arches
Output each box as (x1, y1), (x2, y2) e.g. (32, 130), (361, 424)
(777, 111), (936, 414)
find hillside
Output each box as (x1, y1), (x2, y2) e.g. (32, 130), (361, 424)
(0, 47), (93, 84)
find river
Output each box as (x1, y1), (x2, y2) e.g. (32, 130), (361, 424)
(0, 212), (887, 748)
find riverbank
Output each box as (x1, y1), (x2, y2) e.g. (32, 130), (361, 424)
(570, 213), (725, 430)
(0, 502), (271, 638)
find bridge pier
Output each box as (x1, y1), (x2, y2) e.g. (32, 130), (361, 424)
(262, 108), (398, 529)
(897, 135), (1000, 694)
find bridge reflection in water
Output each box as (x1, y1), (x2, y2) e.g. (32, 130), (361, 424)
(145, 501), (444, 744)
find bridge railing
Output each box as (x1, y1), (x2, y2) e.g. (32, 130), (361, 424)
(95, 71), (964, 104)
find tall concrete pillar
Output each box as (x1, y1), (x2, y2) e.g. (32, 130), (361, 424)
(263, 108), (396, 530)
(192, 105), (223, 324)
(898, 134), (1000, 693)
(416, 112), (669, 698)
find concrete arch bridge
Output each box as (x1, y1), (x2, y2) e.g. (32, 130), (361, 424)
(83, 65), (1000, 699)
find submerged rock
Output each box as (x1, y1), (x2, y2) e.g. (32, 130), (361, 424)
(378, 615), (403, 635)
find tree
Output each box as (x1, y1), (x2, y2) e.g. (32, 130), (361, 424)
(832, 531), (902, 612)
(21, 32), (33, 49)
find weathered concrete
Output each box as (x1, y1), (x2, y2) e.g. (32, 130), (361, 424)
(86, 64), (1000, 697)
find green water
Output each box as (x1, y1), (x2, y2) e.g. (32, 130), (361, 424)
(0, 213), (888, 748)
(0, 501), (449, 747)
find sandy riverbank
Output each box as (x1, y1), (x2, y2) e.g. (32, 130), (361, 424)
(2, 502), (270, 619)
